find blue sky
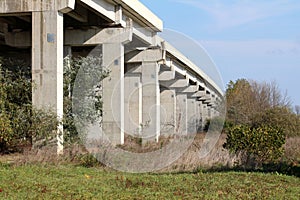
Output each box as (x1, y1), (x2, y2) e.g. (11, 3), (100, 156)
(140, 0), (300, 107)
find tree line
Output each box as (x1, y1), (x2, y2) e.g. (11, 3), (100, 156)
(223, 79), (300, 168)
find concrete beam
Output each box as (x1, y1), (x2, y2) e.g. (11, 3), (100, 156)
(198, 94), (211, 102)
(17, 15), (31, 23)
(178, 85), (198, 94)
(172, 61), (186, 77)
(125, 62), (142, 74)
(125, 48), (164, 63)
(0, 0), (75, 13)
(160, 79), (189, 89)
(5, 28), (133, 47)
(65, 27), (133, 46)
(158, 61), (175, 81)
(191, 91), (206, 98)
(112, 0), (163, 32)
(131, 21), (155, 46)
(156, 37), (224, 97)
(5, 31), (30, 47)
(159, 70), (175, 81)
(67, 6), (88, 23)
(80, 0), (115, 22)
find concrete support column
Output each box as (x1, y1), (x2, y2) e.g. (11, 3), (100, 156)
(102, 43), (125, 145)
(124, 72), (142, 136)
(176, 93), (187, 135)
(187, 97), (197, 134)
(201, 103), (208, 128)
(32, 11), (64, 154)
(207, 106), (212, 119)
(160, 88), (176, 136)
(141, 62), (160, 142)
(196, 101), (203, 132)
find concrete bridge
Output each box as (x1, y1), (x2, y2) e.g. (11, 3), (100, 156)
(0, 0), (223, 154)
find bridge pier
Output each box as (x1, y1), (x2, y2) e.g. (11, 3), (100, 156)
(141, 61), (160, 142)
(0, 0), (224, 154)
(176, 93), (187, 135)
(187, 97), (197, 134)
(124, 64), (142, 137)
(196, 100), (203, 132)
(160, 88), (176, 137)
(102, 43), (125, 145)
(125, 49), (164, 143)
(32, 11), (64, 154)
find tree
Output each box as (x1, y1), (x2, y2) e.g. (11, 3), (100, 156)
(295, 105), (300, 116)
(225, 79), (298, 136)
(224, 79), (299, 168)
(226, 79), (256, 125)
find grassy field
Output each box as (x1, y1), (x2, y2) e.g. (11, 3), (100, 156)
(0, 164), (299, 200)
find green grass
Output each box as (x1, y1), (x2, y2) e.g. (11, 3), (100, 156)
(0, 164), (299, 200)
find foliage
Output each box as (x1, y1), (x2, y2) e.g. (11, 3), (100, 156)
(203, 116), (225, 132)
(0, 58), (58, 153)
(226, 79), (290, 124)
(0, 112), (13, 152)
(226, 79), (255, 125)
(225, 79), (300, 137)
(224, 125), (286, 167)
(253, 107), (300, 137)
(0, 165), (299, 199)
(0, 55), (110, 152)
(63, 56), (110, 144)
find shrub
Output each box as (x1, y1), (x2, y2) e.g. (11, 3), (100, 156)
(0, 55), (110, 153)
(253, 107), (300, 137)
(0, 112), (13, 152)
(223, 125), (286, 168)
(203, 116), (225, 132)
(63, 56), (110, 144)
(0, 58), (58, 153)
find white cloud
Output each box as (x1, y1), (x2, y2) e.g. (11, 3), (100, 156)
(174, 0), (300, 30)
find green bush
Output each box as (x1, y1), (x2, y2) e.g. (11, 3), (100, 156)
(253, 107), (300, 137)
(223, 125), (286, 168)
(0, 112), (13, 152)
(203, 116), (225, 132)
(0, 55), (110, 153)
(63, 56), (110, 144)
(0, 58), (58, 153)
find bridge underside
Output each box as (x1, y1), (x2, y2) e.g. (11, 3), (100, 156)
(0, 0), (222, 153)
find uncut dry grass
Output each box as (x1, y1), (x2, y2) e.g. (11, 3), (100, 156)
(0, 134), (299, 173)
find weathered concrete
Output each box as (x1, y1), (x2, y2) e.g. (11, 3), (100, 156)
(160, 88), (176, 136)
(5, 28), (133, 47)
(141, 61), (160, 142)
(32, 11), (64, 154)
(176, 93), (187, 135)
(124, 69), (142, 136)
(187, 97), (197, 134)
(0, 0), (225, 154)
(0, 0), (75, 13)
(196, 100), (203, 132)
(102, 43), (125, 145)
